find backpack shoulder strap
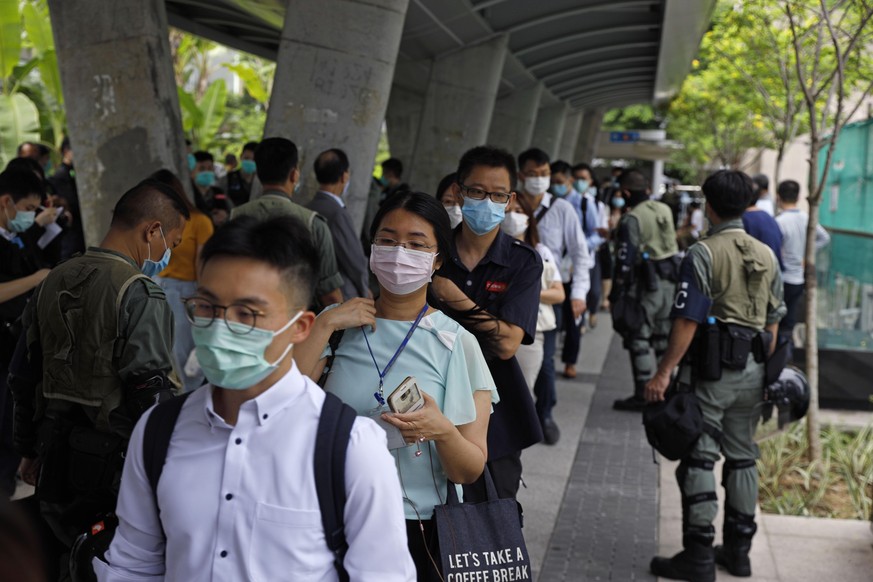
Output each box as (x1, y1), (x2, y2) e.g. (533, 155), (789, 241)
(314, 391), (356, 582)
(317, 329), (346, 387)
(143, 392), (193, 504)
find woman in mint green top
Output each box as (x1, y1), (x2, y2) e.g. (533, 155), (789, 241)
(296, 192), (497, 581)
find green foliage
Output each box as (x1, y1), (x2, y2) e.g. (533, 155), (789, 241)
(758, 422), (873, 519)
(0, 92), (39, 166)
(0, 0), (64, 165)
(223, 61), (273, 105)
(602, 104), (661, 131)
(0, 0), (22, 81)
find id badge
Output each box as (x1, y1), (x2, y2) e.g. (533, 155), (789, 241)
(365, 406), (407, 450)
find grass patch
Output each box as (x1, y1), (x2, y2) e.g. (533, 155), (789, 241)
(757, 423), (873, 520)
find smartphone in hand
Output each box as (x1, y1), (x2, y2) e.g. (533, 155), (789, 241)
(387, 376), (425, 414)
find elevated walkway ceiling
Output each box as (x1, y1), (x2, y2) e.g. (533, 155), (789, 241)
(165, 0), (716, 113)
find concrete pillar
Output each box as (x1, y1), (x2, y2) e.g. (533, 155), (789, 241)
(407, 35), (509, 192)
(265, 0), (410, 231)
(531, 103), (570, 161)
(652, 159), (665, 196)
(558, 111), (584, 163)
(48, 0), (187, 246)
(385, 58), (430, 166)
(574, 107), (606, 163)
(486, 83), (543, 155)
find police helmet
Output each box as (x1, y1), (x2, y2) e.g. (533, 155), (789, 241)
(763, 366), (810, 428)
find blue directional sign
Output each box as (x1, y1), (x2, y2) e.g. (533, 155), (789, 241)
(610, 131), (640, 143)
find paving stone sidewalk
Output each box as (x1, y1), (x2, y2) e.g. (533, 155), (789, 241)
(538, 333), (659, 581)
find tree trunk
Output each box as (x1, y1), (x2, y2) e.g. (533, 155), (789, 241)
(803, 146), (823, 464)
(774, 145), (785, 185)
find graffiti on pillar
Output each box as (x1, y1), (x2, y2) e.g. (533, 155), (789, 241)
(309, 57), (374, 101)
(93, 75), (117, 120)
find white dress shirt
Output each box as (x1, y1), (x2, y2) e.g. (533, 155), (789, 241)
(96, 362), (415, 582)
(532, 192), (591, 300)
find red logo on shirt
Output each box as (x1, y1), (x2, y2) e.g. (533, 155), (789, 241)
(486, 280), (507, 293)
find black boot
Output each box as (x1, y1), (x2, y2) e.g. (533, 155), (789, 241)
(613, 380), (648, 411)
(651, 530), (715, 582)
(715, 509), (757, 577)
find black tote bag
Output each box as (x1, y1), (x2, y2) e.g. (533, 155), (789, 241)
(434, 469), (532, 581)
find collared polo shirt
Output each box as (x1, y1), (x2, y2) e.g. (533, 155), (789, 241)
(438, 230), (544, 459)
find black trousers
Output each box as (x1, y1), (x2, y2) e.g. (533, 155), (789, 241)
(407, 519), (442, 582)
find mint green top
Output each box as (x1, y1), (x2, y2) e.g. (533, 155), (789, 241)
(322, 309), (498, 519)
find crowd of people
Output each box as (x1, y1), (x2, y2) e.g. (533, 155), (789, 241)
(0, 133), (823, 581)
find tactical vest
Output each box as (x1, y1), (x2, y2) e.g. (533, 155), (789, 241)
(232, 192), (317, 229)
(698, 228), (778, 331)
(36, 250), (152, 431)
(629, 200), (678, 261)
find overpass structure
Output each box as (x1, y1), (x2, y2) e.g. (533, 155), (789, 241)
(47, 0), (715, 241)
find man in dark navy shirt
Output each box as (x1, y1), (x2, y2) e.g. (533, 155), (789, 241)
(433, 146), (543, 501)
(742, 196), (784, 270)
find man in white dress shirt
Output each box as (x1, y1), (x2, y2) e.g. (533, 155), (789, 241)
(96, 215), (415, 581)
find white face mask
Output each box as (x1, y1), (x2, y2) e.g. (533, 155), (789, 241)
(370, 244), (438, 295)
(444, 204), (463, 229)
(500, 212), (529, 238)
(524, 176), (551, 196)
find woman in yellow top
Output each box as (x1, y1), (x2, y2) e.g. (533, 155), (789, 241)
(151, 169), (215, 392)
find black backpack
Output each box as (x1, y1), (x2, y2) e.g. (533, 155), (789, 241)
(143, 390), (356, 580)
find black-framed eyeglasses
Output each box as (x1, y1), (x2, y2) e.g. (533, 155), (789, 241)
(183, 297), (266, 335)
(372, 237), (438, 251)
(458, 183), (512, 205)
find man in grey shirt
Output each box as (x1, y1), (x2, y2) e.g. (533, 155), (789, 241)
(775, 179), (831, 343)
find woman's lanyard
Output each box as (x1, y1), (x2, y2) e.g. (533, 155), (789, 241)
(362, 304), (429, 406)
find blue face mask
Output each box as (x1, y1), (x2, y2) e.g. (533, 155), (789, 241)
(378, 175), (389, 187)
(461, 197), (506, 236)
(195, 171), (216, 187)
(141, 228), (171, 278)
(612, 197), (626, 209)
(187, 153), (196, 171)
(241, 159), (257, 174)
(6, 208), (35, 233)
(551, 183), (569, 197)
(574, 179), (589, 193)
(192, 311), (303, 389)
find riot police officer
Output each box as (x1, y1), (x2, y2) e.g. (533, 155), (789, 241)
(645, 170), (785, 581)
(9, 179), (188, 578)
(611, 169), (680, 412)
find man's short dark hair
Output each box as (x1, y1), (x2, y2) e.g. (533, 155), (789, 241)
(60, 136), (71, 154)
(381, 158), (403, 179)
(518, 148), (550, 170)
(619, 169), (648, 194)
(752, 173), (769, 193)
(702, 170), (756, 220)
(550, 160), (572, 177)
(572, 162), (592, 175)
(777, 179), (801, 203)
(201, 215), (318, 307)
(0, 170), (45, 202)
(255, 137), (298, 185)
(242, 141), (259, 154)
(111, 178), (191, 231)
(193, 151), (214, 163)
(314, 148), (350, 185)
(457, 146), (518, 191)
(5, 157), (45, 182)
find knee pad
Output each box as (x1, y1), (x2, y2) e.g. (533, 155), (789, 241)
(721, 458), (756, 487)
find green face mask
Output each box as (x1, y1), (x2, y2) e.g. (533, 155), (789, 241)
(240, 159), (257, 174)
(192, 312), (303, 389)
